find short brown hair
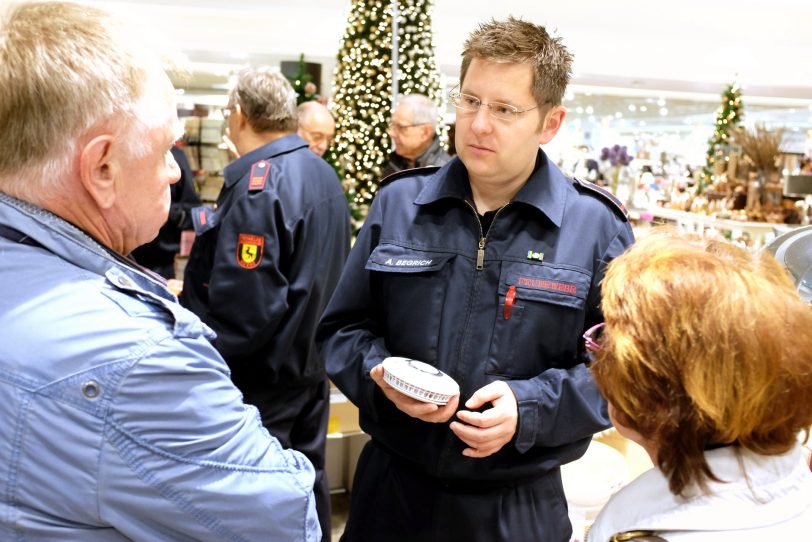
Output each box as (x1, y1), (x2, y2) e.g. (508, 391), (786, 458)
(591, 228), (812, 496)
(229, 68), (298, 134)
(460, 16), (573, 108)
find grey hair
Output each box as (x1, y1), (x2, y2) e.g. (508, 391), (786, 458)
(0, 2), (168, 199)
(229, 67), (298, 133)
(397, 94), (439, 128)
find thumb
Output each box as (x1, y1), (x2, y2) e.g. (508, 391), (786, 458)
(465, 381), (505, 409)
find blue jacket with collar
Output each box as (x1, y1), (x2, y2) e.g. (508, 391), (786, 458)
(181, 134), (351, 391)
(318, 150), (634, 483)
(0, 193), (320, 541)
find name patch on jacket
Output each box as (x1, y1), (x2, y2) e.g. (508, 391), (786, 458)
(237, 233), (264, 269)
(366, 243), (452, 274)
(516, 276), (578, 296)
(384, 258), (434, 267)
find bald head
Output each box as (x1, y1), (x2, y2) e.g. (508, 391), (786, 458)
(297, 101), (335, 156)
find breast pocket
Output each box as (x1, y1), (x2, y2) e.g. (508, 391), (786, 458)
(487, 262), (591, 378)
(366, 244), (454, 363)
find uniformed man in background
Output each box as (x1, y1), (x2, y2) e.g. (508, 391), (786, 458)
(181, 67), (350, 542)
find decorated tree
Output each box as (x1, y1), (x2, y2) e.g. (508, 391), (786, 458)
(285, 53), (320, 105)
(700, 82), (743, 193)
(329, 0), (443, 228)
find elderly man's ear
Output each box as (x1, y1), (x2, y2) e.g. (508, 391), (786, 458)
(79, 134), (117, 209)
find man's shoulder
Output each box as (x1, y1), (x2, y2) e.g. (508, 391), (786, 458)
(380, 165), (442, 189)
(234, 149), (340, 198)
(569, 177), (630, 222)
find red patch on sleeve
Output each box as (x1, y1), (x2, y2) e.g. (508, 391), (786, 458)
(236, 233), (264, 269)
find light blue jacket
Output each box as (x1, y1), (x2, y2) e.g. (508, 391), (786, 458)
(0, 193), (321, 541)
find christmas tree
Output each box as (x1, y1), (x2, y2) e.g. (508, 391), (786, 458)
(329, 0), (443, 227)
(285, 53), (320, 105)
(700, 82), (743, 193)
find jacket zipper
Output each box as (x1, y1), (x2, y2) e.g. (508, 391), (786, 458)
(464, 200), (510, 270)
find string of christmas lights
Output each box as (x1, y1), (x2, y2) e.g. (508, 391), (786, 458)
(328, 0), (443, 227)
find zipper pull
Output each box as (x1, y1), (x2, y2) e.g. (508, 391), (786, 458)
(476, 237), (485, 270)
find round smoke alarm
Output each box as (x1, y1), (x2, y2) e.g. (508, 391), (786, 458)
(382, 357), (460, 405)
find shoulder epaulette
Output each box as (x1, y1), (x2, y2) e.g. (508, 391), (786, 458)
(572, 177), (629, 221)
(380, 166), (441, 188)
(248, 160), (271, 191)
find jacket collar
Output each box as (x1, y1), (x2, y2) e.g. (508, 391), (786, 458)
(223, 133), (308, 188)
(0, 194), (173, 301)
(0, 192), (212, 337)
(414, 148), (567, 227)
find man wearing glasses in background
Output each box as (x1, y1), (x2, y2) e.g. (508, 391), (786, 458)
(382, 93), (451, 178)
(318, 17), (634, 542)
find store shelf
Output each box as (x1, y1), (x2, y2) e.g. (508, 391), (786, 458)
(326, 386), (368, 493)
(631, 206), (801, 248)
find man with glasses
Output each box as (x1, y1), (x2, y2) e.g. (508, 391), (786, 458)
(319, 17), (633, 542)
(382, 93), (451, 178)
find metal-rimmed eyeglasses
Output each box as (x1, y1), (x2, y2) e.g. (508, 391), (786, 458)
(388, 121), (428, 132)
(449, 86), (543, 121)
(583, 322), (605, 353)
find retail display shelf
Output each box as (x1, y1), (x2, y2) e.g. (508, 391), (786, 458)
(631, 206), (801, 247)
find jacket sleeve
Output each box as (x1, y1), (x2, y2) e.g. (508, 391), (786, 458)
(201, 190), (290, 359)
(507, 221), (634, 452)
(317, 196), (391, 418)
(99, 334), (320, 541)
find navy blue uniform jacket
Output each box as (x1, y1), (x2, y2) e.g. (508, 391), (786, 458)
(182, 134), (351, 390)
(318, 150), (634, 483)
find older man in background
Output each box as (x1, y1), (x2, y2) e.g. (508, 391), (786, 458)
(0, 2), (319, 540)
(297, 100), (336, 157)
(382, 93), (451, 178)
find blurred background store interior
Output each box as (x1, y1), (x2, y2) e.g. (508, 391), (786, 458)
(3, 0), (806, 167)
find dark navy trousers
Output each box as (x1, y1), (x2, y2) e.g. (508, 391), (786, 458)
(341, 440), (572, 542)
(242, 378), (331, 542)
